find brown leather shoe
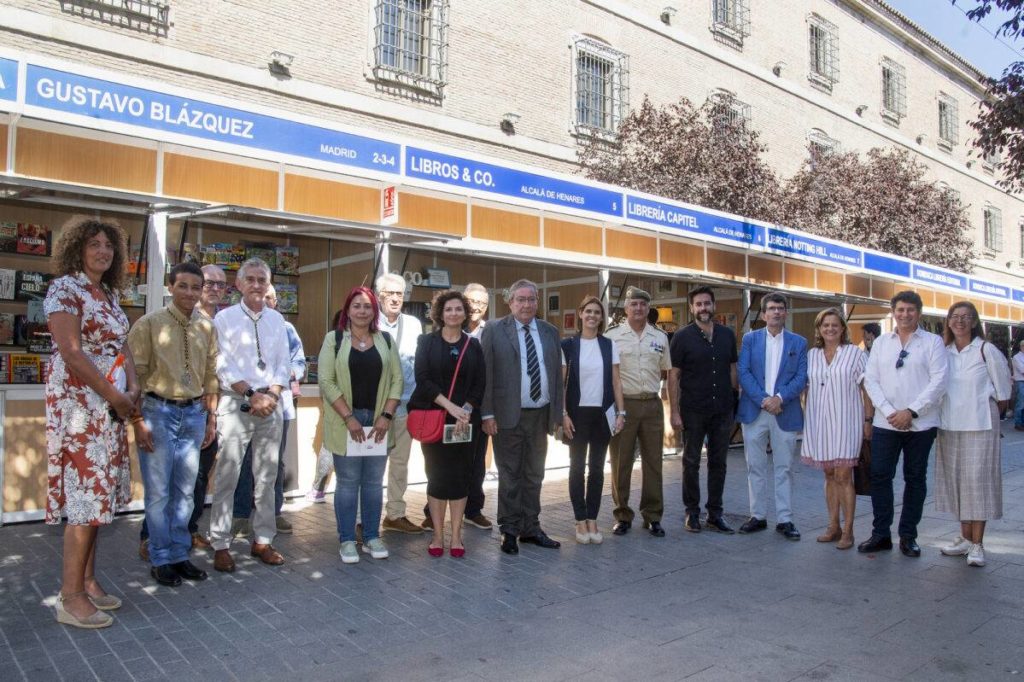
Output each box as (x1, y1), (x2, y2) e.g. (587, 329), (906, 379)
(250, 543), (285, 566)
(191, 532), (212, 550)
(138, 539), (150, 562)
(213, 549), (236, 573)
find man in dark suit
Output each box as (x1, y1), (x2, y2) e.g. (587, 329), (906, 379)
(736, 292), (808, 540)
(481, 279), (564, 554)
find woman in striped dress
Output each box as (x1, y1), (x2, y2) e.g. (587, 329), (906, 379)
(936, 302), (1011, 567)
(801, 308), (872, 550)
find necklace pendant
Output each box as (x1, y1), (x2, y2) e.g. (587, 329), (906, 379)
(359, 341), (367, 349)
(257, 359), (266, 371)
(182, 372), (193, 387)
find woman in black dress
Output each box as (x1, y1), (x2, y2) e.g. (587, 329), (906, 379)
(410, 290), (485, 558)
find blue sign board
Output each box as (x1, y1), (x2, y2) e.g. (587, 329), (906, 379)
(625, 195), (764, 246)
(913, 264), (967, 291)
(765, 227), (862, 268)
(25, 65), (401, 174)
(1014, 289), (1024, 304)
(0, 58), (17, 102)
(969, 278), (1010, 299)
(406, 146), (623, 217)
(864, 252), (910, 279)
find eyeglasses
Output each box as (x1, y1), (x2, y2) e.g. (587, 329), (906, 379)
(466, 298), (489, 307)
(379, 290), (404, 299)
(203, 281), (227, 290)
(513, 297), (537, 304)
(948, 314), (973, 323)
(896, 349), (909, 369)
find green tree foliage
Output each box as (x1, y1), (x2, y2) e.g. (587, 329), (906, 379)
(955, 0), (1024, 192)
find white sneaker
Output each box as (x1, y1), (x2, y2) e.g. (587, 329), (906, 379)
(940, 536), (971, 556)
(967, 543), (986, 567)
(362, 538), (389, 559)
(339, 541), (360, 564)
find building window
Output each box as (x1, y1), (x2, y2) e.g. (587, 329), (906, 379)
(1019, 221), (1024, 260)
(808, 129), (839, 165)
(58, 0), (170, 36)
(937, 93), (959, 150)
(708, 90), (751, 132)
(710, 0), (751, 46)
(984, 206), (1003, 253)
(881, 58), (907, 124)
(983, 149), (1001, 173)
(572, 38), (629, 136)
(807, 14), (839, 91)
(372, 0), (448, 96)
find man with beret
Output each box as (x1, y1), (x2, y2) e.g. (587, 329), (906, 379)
(605, 287), (672, 537)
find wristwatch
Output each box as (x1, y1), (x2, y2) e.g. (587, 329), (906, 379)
(243, 387), (255, 398)
(617, 411), (627, 417)
(381, 411), (394, 421)
(908, 409), (919, 419)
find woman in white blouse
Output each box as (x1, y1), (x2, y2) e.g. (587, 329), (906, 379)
(936, 302), (1011, 567)
(561, 296), (625, 544)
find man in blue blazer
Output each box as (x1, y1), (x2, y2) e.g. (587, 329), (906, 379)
(736, 292), (808, 540)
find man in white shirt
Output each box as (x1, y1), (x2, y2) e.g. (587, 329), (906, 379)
(375, 273), (425, 534)
(208, 258), (292, 572)
(1012, 340), (1024, 431)
(860, 291), (948, 557)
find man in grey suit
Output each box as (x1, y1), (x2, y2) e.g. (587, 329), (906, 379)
(481, 279), (564, 554)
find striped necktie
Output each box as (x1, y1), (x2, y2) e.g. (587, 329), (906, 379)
(522, 324), (542, 402)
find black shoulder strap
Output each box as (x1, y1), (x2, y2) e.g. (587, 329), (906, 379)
(381, 330), (393, 349)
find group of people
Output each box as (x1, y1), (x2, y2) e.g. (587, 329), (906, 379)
(42, 218), (1012, 632)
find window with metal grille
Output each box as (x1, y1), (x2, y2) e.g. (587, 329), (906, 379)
(937, 93), (959, 148)
(808, 129), (839, 165)
(807, 14), (839, 90)
(983, 148), (1001, 173)
(573, 38), (629, 135)
(1019, 222), (1024, 260)
(373, 0), (448, 95)
(711, 0), (750, 45)
(881, 58), (907, 123)
(709, 90), (751, 132)
(59, 0), (169, 36)
(984, 206), (1003, 252)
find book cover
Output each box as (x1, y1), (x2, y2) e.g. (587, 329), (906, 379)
(126, 245), (147, 277)
(15, 271), (53, 301)
(275, 283), (298, 314)
(0, 268), (15, 300)
(119, 283), (146, 308)
(275, 245), (299, 275)
(16, 223), (52, 256)
(0, 222), (18, 253)
(9, 353), (40, 383)
(304, 356), (318, 383)
(0, 312), (14, 345)
(246, 245), (276, 272)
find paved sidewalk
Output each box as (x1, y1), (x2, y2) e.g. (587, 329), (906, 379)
(2, 425), (1024, 681)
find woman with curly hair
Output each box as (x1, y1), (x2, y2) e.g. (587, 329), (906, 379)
(45, 217), (140, 628)
(409, 290), (485, 557)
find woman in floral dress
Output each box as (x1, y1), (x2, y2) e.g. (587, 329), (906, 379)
(45, 218), (140, 629)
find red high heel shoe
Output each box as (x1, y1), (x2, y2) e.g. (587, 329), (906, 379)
(450, 546), (465, 558)
(428, 545), (443, 557)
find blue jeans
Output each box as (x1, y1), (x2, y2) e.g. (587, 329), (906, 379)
(1015, 381), (1024, 427)
(869, 426), (937, 541)
(333, 409), (387, 543)
(137, 397), (207, 567)
(233, 418), (290, 518)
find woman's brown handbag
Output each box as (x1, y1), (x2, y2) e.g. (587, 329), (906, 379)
(407, 335), (471, 444)
(853, 439), (872, 496)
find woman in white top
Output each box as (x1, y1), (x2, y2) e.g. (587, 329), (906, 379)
(561, 296), (625, 544)
(800, 308), (872, 550)
(936, 302), (1011, 567)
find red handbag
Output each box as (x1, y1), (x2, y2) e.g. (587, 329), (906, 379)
(407, 335), (471, 444)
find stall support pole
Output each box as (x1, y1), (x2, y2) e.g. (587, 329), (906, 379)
(598, 269), (610, 310)
(145, 212), (168, 315)
(741, 288), (753, 334)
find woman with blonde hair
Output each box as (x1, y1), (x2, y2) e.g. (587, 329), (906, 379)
(936, 302), (1011, 567)
(800, 307), (871, 550)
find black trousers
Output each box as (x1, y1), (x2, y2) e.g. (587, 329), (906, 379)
(870, 426), (936, 541)
(141, 436), (218, 540)
(493, 406), (549, 537)
(567, 407), (611, 521)
(423, 421), (489, 519)
(681, 411), (733, 516)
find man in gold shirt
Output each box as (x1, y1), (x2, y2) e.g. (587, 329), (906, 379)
(128, 262), (219, 587)
(605, 287), (672, 537)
